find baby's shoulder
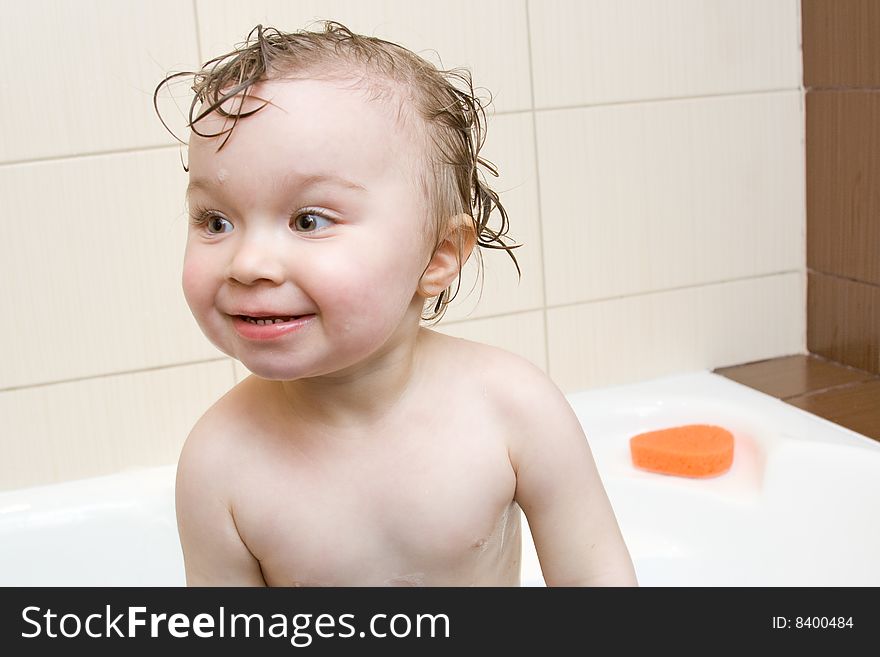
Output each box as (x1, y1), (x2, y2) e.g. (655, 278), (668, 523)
(430, 331), (571, 428)
(448, 335), (543, 386)
(433, 334), (587, 472)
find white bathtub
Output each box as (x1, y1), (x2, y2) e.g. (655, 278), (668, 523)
(2, 371), (879, 586)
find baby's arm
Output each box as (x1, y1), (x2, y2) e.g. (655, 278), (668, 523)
(505, 361), (638, 587)
(175, 416), (267, 586)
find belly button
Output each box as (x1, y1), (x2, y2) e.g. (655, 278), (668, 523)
(472, 538), (488, 551)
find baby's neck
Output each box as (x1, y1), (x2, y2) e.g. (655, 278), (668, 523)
(278, 325), (434, 433)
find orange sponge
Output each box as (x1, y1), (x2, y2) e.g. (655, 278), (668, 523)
(630, 424), (734, 478)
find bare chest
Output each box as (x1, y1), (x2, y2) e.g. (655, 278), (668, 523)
(231, 422), (520, 586)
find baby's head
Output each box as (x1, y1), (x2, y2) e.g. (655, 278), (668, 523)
(156, 21), (519, 322)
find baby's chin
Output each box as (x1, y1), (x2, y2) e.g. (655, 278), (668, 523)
(229, 347), (357, 382)
(233, 341), (399, 384)
(231, 357), (316, 382)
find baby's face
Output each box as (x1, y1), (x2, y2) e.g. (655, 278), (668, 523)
(183, 77), (432, 380)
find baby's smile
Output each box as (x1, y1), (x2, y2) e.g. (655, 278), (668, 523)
(231, 314), (316, 341)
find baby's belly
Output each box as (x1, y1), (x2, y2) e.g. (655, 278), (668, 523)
(245, 501), (523, 587)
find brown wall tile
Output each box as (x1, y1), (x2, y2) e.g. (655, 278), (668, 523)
(803, 0), (880, 88)
(787, 379), (880, 441)
(714, 354), (875, 399)
(806, 91), (880, 285)
(804, 2), (880, 374)
(808, 272), (880, 373)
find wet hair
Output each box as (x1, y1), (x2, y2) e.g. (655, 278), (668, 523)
(153, 21), (520, 322)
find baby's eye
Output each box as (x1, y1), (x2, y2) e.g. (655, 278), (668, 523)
(292, 211), (333, 233)
(205, 214), (232, 235)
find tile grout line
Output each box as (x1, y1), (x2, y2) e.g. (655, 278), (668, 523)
(0, 357), (230, 394)
(192, 0), (203, 65)
(538, 270), (803, 310)
(0, 143), (181, 169)
(798, 0), (808, 356)
(434, 270), (803, 327)
(782, 378), (880, 402)
(522, 0), (551, 376)
(532, 87), (801, 115)
(807, 267), (880, 289)
(805, 86), (880, 91)
(0, 89), (804, 169)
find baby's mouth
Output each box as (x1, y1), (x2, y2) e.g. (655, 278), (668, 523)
(238, 315), (303, 325)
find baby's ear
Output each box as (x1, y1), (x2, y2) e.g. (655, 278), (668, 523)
(418, 213), (477, 298)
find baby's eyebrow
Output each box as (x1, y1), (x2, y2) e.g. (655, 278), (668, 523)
(186, 172), (367, 198)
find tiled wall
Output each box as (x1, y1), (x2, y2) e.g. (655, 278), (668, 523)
(803, 0), (880, 374)
(0, 0), (805, 490)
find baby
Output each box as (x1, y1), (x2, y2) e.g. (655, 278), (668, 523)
(154, 21), (637, 587)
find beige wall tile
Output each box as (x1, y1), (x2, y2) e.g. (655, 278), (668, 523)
(537, 91), (805, 307)
(433, 310), (547, 372)
(0, 360), (234, 491)
(547, 273), (805, 392)
(1, 0), (198, 163)
(443, 112), (543, 321)
(194, 0), (532, 113)
(0, 148), (223, 389)
(529, 0), (801, 108)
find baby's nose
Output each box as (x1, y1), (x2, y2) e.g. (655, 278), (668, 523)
(226, 232), (288, 285)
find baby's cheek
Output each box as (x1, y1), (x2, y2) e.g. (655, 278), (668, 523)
(181, 258), (209, 311)
(316, 257), (416, 327)
(362, 258), (419, 305)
